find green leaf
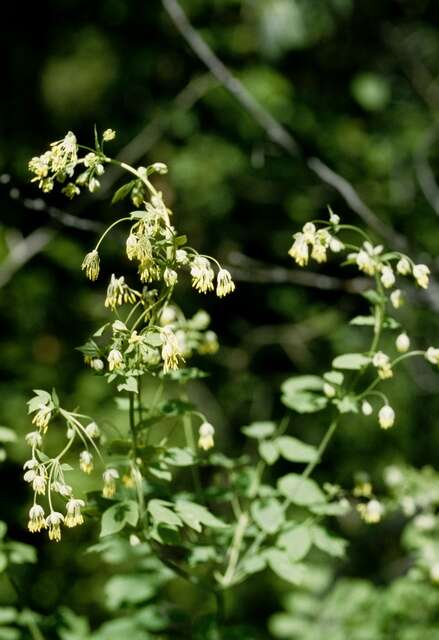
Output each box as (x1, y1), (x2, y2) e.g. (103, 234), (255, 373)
(334, 395), (359, 414)
(275, 436), (318, 463)
(281, 392), (327, 414)
(158, 399), (194, 416)
(143, 331), (163, 347)
(238, 554), (266, 577)
(105, 574), (156, 610)
(107, 439), (132, 455)
(332, 353), (371, 370)
(117, 376), (138, 394)
(76, 340), (100, 358)
(323, 371), (344, 386)
(241, 421), (276, 439)
(281, 375), (323, 395)
(175, 500), (226, 532)
(163, 447), (194, 467)
(278, 473), (325, 506)
(310, 501), (350, 516)
(111, 180), (136, 205)
(311, 525), (347, 558)
(251, 498), (284, 534)
(0, 609), (17, 625)
(265, 549), (305, 585)
(7, 541), (37, 565)
(100, 500), (139, 537)
(350, 315), (375, 326)
(147, 500), (182, 528)
(175, 234), (187, 247)
(277, 524), (312, 561)
(259, 440), (279, 465)
(93, 323), (110, 337)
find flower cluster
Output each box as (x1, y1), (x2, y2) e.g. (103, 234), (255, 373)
(24, 391), (106, 542)
(288, 222), (343, 267)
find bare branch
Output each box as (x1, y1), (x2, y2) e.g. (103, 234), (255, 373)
(307, 158), (407, 250)
(161, 0), (404, 251)
(162, 0), (299, 156)
(227, 251), (369, 293)
(0, 227), (55, 288)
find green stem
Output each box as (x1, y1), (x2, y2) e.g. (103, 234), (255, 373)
(183, 411), (203, 502)
(129, 392), (144, 516)
(95, 217), (132, 250)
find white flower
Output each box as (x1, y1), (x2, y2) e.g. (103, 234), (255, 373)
(161, 327), (185, 373)
(28, 504), (45, 533)
(425, 347), (439, 365)
(372, 351), (393, 379)
(46, 511), (64, 542)
(176, 249), (189, 265)
(380, 265), (395, 289)
(102, 468), (119, 498)
(384, 465), (403, 487)
(52, 481), (72, 497)
(329, 237), (344, 253)
(25, 431), (42, 448)
(151, 162), (168, 174)
(323, 383), (336, 398)
(311, 241), (327, 263)
(413, 264), (430, 289)
(79, 450), (93, 474)
(163, 267), (178, 287)
(108, 349), (124, 371)
(65, 498), (85, 528)
(216, 269), (236, 298)
(103, 128), (116, 141)
(90, 358), (104, 371)
(390, 289), (403, 309)
(126, 233), (138, 260)
(378, 405), (395, 429)
(32, 474), (46, 495)
(396, 333), (410, 353)
(288, 233), (309, 267)
(302, 222), (316, 242)
(361, 400), (373, 416)
(397, 257), (411, 275)
(360, 499), (384, 524)
(85, 421), (100, 438)
(32, 403), (52, 433)
(355, 250), (376, 276)
(198, 422), (215, 451)
(329, 210), (340, 225)
(430, 563), (439, 584)
(81, 250), (100, 281)
(190, 257), (215, 293)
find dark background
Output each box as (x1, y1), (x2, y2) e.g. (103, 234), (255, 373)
(1, 0), (439, 635)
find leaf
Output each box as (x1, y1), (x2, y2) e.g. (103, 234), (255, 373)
(117, 376), (138, 394)
(238, 554), (266, 577)
(281, 375), (324, 396)
(93, 323), (110, 337)
(105, 574), (156, 610)
(7, 541), (37, 565)
(334, 395), (359, 414)
(175, 500), (226, 532)
(143, 331), (163, 347)
(251, 498), (284, 534)
(323, 371), (344, 385)
(278, 473), (325, 506)
(241, 421), (276, 439)
(311, 525), (347, 558)
(310, 501), (350, 516)
(175, 234), (187, 247)
(111, 180), (136, 205)
(265, 549), (305, 585)
(107, 439), (132, 455)
(147, 500), (182, 528)
(100, 500), (139, 537)
(163, 447), (194, 467)
(350, 315), (375, 326)
(76, 340), (100, 358)
(277, 524), (312, 561)
(332, 353), (371, 370)
(281, 392), (327, 414)
(158, 399), (194, 416)
(259, 440), (279, 465)
(275, 436), (318, 463)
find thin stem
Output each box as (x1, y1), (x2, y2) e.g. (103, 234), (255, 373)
(95, 217), (132, 250)
(129, 392), (144, 516)
(183, 410), (203, 501)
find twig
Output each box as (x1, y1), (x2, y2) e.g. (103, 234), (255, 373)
(0, 227), (55, 288)
(161, 0), (299, 156)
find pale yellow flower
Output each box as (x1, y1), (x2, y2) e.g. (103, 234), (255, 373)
(46, 511), (64, 542)
(378, 405), (395, 429)
(81, 250), (100, 281)
(28, 504), (45, 533)
(198, 422), (215, 450)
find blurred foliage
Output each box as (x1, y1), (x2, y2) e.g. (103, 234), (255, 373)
(2, 0), (439, 637)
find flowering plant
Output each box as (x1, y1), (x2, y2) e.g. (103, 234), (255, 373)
(19, 128), (439, 636)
